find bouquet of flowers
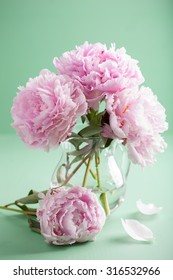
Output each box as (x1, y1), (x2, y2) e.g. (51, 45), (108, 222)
(0, 42), (168, 245)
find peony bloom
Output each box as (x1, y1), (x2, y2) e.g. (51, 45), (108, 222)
(103, 87), (168, 167)
(11, 69), (87, 151)
(37, 186), (106, 245)
(53, 41), (144, 109)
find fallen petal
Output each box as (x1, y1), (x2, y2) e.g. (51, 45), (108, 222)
(136, 199), (162, 215)
(121, 219), (154, 241)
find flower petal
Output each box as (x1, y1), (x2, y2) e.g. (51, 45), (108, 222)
(121, 219), (154, 241)
(108, 155), (123, 188)
(136, 199), (162, 215)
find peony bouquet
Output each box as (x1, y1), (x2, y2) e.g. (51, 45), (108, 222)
(0, 42), (168, 245)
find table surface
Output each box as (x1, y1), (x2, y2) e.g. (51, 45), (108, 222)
(0, 133), (172, 260)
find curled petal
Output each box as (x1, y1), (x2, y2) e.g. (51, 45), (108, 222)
(121, 219), (154, 241)
(136, 199), (162, 215)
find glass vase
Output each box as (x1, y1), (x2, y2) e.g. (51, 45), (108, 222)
(51, 136), (130, 215)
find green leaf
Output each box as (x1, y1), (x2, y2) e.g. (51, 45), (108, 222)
(70, 154), (83, 165)
(68, 138), (85, 149)
(16, 203), (37, 213)
(104, 138), (113, 148)
(15, 192), (45, 205)
(87, 109), (106, 126)
(92, 110), (106, 126)
(28, 189), (38, 196)
(101, 110), (109, 126)
(81, 116), (86, 123)
(30, 227), (41, 234)
(14, 189), (38, 208)
(70, 132), (80, 138)
(68, 143), (92, 156)
(27, 215), (41, 234)
(78, 125), (102, 137)
(27, 207), (37, 212)
(86, 109), (97, 122)
(15, 202), (29, 211)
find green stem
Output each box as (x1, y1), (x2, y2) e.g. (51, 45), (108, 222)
(0, 206), (36, 216)
(4, 202), (15, 207)
(59, 147), (98, 188)
(95, 151), (110, 216)
(100, 193), (110, 216)
(95, 152), (101, 189)
(82, 157), (92, 187)
(84, 161), (97, 180)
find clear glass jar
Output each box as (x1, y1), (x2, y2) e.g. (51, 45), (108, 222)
(51, 136), (130, 215)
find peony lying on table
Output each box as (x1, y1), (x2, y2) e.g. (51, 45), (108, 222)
(37, 186), (106, 245)
(0, 41), (168, 245)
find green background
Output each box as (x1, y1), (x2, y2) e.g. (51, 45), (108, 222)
(0, 0), (173, 133)
(0, 0), (172, 260)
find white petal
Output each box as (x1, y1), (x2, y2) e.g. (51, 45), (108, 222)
(108, 155), (123, 188)
(136, 199), (162, 215)
(121, 219), (154, 241)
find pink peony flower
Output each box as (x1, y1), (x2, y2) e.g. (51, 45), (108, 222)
(53, 42), (144, 109)
(11, 69), (87, 151)
(37, 186), (106, 245)
(103, 87), (168, 167)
